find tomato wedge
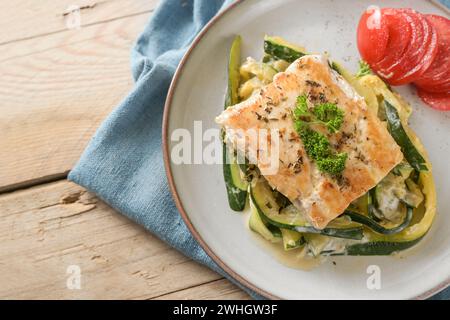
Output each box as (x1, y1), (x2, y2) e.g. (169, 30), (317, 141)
(371, 9), (412, 79)
(414, 15), (450, 90)
(417, 88), (450, 111)
(357, 6), (389, 64)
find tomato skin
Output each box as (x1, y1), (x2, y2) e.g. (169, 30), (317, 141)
(357, 7), (389, 64)
(416, 76), (450, 93)
(387, 10), (438, 85)
(417, 88), (450, 111)
(375, 9), (437, 85)
(414, 15), (450, 90)
(371, 9), (412, 80)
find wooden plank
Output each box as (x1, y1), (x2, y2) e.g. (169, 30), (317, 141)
(153, 279), (251, 300)
(0, 0), (159, 45)
(0, 13), (151, 191)
(0, 180), (228, 299)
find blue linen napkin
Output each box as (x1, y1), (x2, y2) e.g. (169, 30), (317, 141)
(439, 0), (450, 9)
(69, 0), (450, 300)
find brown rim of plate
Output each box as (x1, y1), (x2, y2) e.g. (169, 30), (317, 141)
(162, 0), (449, 300)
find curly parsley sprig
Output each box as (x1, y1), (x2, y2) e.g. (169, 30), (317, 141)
(294, 95), (344, 133)
(293, 95), (347, 176)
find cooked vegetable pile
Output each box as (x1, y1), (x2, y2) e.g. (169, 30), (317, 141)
(221, 35), (436, 258)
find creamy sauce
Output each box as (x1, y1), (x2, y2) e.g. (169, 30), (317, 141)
(243, 208), (324, 270)
(261, 239), (325, 271)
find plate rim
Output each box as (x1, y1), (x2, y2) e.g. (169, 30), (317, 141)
(162, 0), (449, 300)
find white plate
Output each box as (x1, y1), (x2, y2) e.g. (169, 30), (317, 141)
(163, 0), (450, 299)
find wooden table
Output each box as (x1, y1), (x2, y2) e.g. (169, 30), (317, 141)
(0, 0), (249, 300)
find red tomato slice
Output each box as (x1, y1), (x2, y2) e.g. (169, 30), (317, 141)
(414, 15), (450, 88)
(417, 88), (450, 111)
(431, 80), (450, 93)
(357, 6), (389, 64)
(415, 16), (442, 76)
(387, 10), (438, 85)
(371, 9), (412, 79)
(416, 76), (450, 93)
(379, 9), (437, 85)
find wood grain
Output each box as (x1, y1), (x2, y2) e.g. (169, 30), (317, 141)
(0, 0), (159, 45)
(154, 279), (251, 300)
(0, 180), (232, 299)
(0, 0), (249, 300)
(0, 13), (150, 191)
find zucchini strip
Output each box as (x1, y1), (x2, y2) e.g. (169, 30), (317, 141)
(264, 35), (306, 62)
(223, 147), (247, 211)
(248, 198), (281, 242)
(225, 35), (241, 107)
(223, 36), (248, 211)
(345, 207), (413, 235)
(250, 183), (364, 240)
(367, 189), (382, 222)
(344, 74), (436, 253)
(384, 100), (428, 172)
(343, 234), (426, 256)
(281, 229), (305, 250)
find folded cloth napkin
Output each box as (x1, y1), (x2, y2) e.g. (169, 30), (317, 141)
(69, 0), (450, 300)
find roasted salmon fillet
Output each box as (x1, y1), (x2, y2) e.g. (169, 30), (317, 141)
(216, 55), (403, 229)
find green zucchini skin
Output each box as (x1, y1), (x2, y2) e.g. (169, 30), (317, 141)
(330, 61), (342, 75)
(342, 235), (425, 256)
(223, 36), (247, 211)
(268, 225), (282, 238)
(384, 100), (428, 172)
(225, 35), (241, 108)
(249, 186), (364, 240)
(345, 207), (413, 235)
(367, 189), (382, 222)
(237, 158), (248, 177)
(223, 145), (247, 211)
(264, 37), (306, 63)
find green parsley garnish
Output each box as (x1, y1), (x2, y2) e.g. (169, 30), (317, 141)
(298, 128), (330, 160)
(313, 102), (344, 133)
(293, 96), (344, 133)
(316, 152), (348, 176)
(293, 95), (347, 176)
(356, 60), (372, 78)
